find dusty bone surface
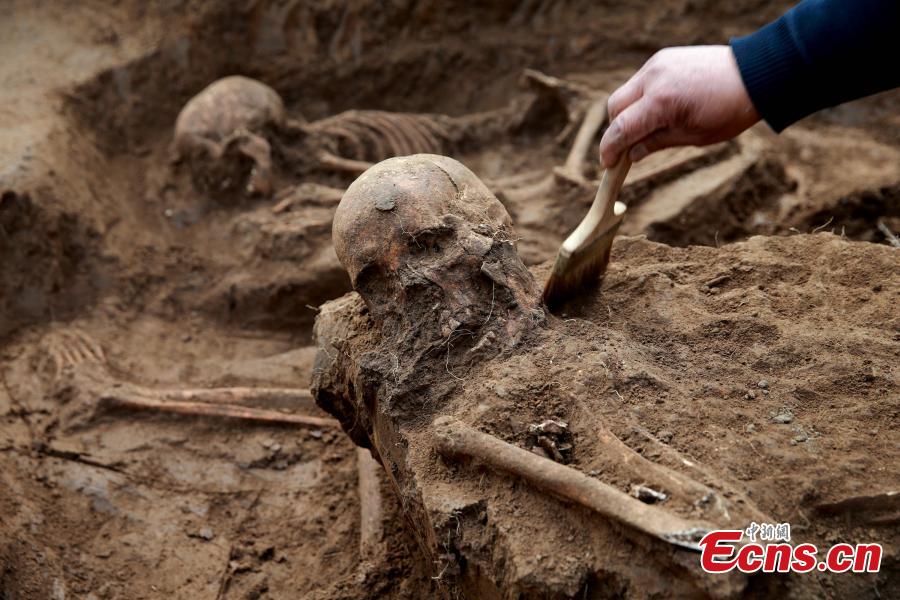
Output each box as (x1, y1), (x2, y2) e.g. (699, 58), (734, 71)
(174, 75), (286, 197)
(313, 154), (899, 598)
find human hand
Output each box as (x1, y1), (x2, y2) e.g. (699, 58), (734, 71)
(599, 45), (760, 168)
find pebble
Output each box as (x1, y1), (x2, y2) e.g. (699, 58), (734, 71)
(746, 423), (757, 433)
(744, 391), (756, 400)
(792, 432), (808, 444)
(494, 385), (509, 399)
(757, 379), (770, 390)
(309, 430), (323, 439)
(772, 412), (793, 424)
(632, 485), (668, 504)
(188, 527), (215, 541)
(656, 430), (674, 444)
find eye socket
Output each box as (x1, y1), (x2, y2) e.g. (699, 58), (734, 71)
(410, 227), (453, 256)
(352, 263), (379, 294)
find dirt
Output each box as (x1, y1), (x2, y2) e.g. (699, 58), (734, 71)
(0, 0), (898, 598)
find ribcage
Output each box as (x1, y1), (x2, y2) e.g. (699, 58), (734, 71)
(307, 110), (455, 163)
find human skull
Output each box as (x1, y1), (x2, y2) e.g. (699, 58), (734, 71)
(174, 75), (285, 197)
(333, 154), (540, 333)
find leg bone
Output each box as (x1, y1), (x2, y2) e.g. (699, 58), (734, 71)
(97, 388), (338, 428)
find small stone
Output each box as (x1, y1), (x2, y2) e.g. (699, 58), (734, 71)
(309, 430), (323, 439)
(188, 527), (215, 541)
(531, 419), (568, 436)
(793, 432), (808, 443)
(632, 485), (668, 504)
(374, 197), (396, 211)
(746, 423), (757, 433)
(772, 412), (793, 424)
(744, 391), (756, 400)
(757, 379), (770, 390)
(493, 385), (509, 399)
(656, 430), (674, 444)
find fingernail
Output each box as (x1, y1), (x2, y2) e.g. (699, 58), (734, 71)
(630, 144), (649, 162)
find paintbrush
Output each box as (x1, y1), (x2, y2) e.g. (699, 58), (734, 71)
(543, 157), (631, 308)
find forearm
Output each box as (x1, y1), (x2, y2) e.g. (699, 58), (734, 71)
(731, 0), (900, 132)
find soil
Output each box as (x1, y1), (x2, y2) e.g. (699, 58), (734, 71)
(0, 0), (897, 599)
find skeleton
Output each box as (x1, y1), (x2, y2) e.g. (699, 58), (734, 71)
(173, 70), (601, 201)
(42, 327), (336, 431)
(41, 326), (391, 563)
(313, 154), (763, 596)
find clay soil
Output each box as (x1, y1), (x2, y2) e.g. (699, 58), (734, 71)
(0, 1), (897, 599)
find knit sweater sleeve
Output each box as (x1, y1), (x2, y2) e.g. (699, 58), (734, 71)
(730, 0), (900, 132)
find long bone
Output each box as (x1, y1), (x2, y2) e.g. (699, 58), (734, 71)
(97, 388), (338, 428)
(553, 97), (609, 185)
(433, 416), (715, 551)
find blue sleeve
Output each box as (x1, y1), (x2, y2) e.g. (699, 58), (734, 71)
(730, 0), (900, 132)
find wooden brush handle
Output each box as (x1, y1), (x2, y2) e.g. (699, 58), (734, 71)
(597, 156), (632, 221)
(562, 156), (632, 253)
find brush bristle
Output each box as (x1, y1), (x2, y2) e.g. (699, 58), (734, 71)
(543, 233), (615, 309)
